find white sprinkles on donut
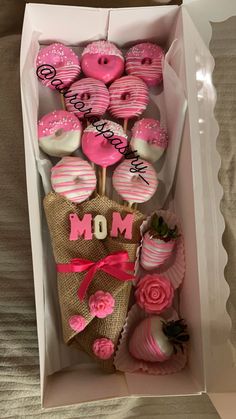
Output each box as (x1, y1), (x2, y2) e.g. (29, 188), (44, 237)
(38, 110), (82, 157)
(36, 43), (81, 89)
(82, 40), (124, 59)
(125, 43), (165, 87)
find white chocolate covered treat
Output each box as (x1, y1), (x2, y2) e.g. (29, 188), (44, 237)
(130, 118), (168, 163)
(38, 110), (82, 157)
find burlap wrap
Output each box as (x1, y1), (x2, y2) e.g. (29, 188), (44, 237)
(43, 192), (145, 372)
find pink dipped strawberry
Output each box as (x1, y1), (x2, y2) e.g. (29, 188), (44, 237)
(129, 317), (189, 362)
(140, 213), (179, 271)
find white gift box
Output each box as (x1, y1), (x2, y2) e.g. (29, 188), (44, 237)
(20, 1), (236, 417)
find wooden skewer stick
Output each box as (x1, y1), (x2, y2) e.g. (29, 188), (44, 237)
(98, 167), (102, 195)
(101, 167), (106, 196)
(60, 93), (66, 110)
(123, 118), (128, 134)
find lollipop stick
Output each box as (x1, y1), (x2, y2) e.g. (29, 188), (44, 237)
(123, 118), (128, 133)
(60, 93), (65, 110)
(101, 167), (106, 196)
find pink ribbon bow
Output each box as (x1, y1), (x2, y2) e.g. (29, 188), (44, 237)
(57, 251), (134, 301)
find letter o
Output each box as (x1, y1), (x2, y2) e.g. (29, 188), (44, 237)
(94, 215), (107, 240)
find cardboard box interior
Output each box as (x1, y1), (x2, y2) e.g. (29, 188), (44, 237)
(20, 2), (236, 409)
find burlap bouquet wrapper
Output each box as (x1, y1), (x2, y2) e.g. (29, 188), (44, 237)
(43, 192), (145, 372)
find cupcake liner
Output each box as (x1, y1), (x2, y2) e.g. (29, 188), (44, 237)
(114, 304), (187, 375)
(135, 210), (185, 290)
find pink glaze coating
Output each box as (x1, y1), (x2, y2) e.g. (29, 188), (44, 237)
(36, 43), (81, 90)
(82, 120), (128, 168)
(125, 42), (165, 87)
(108, 75), (149, 119)
(51, 156), (97, 203)
(89, 291), (115, 318)
(131, 118), (168, 147)
(128, 316), (173, 362)
(38, 110), (82, 157)
(112, 159), (158, 203)
(65, 77), (109, 119)
(69, 315), (87, 332)
(92, 338), (115, 360)
(135, 274), (174, 314)
(131, 118), (168, 162)
(81, 40), (124, 84)
(38, 110), (81, 138)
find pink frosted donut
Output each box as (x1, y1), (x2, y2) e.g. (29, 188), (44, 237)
(82, 120), (128, 168)
(108, 76), (149, 119)
(38, 110), (82, 157)
(125, 43), (165, 87)
(51, 156), (96, 203)
(65, 78), (109, 119)
(112, 159), (158, 203)
(81, 40), (124, 84)
(130, 118), (168, 163)
(36, 43), (81, 90)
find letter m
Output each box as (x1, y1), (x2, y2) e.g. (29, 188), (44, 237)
(69, 213), (92, 240)
(110, 212), (134, 240)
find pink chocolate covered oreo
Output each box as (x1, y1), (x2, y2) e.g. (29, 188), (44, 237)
(125, 42), (165, 87)
(108, 75), (149, 120)
(38, 110), (82, 157)
(82, 120), (128, 168)
(81, 40), (124, 84)
(65, 77), (109, 119)
(130, 118), (168, 163)
(36, 43), (81, 90)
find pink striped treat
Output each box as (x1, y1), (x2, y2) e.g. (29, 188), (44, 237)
(82, 120), (128, 168)
(81, 40), (124, 84)
(108, 76), (149, 119)
(112, 159), (158, 204)
(65, 77), (109, 119)
(131, 118), (168, 163)
(36, 43), (81, 90)
(38, 110), (82, 157)
(125, 43), (165, 87)
(140, 231), (175, 271)
(51, 156), (97, 203)
(129, 316), (173, 362)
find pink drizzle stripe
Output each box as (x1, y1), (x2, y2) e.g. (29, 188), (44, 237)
(51, 157), (96, 203)
(129, 317), (169, 362)
(140, 233), (175, 270)
(112, 159), (158, 203)
(65, 77), (109, 118)
(125, 43), (164, 86)
(108, 76), (149, 119)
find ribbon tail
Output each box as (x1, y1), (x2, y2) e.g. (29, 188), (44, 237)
(77, 265), (97, 301)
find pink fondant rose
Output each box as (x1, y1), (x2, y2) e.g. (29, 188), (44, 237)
(69, 315), (87, 332)
(92, 338), (115, 360)
(135, 274), (174, 314)
(89, 290), (115, 318)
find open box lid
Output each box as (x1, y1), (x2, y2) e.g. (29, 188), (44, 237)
(182, 1), (236, 417)
(20, 2), (236, 416)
